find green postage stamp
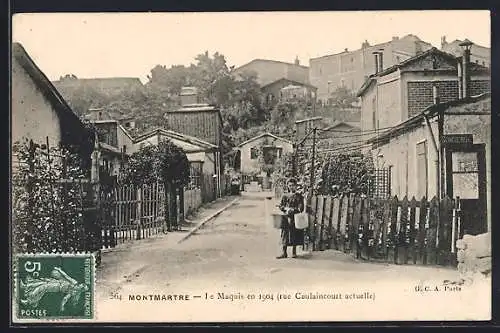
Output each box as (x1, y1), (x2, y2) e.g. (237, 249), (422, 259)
(13, 253), (95, 321)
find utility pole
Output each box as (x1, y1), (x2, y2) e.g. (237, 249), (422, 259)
(292, 143), (297, 177)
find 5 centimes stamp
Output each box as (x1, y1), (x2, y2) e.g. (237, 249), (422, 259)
(13, 253), (95, 321)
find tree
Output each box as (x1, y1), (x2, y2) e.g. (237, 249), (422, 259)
(328, 86), (358, 109)
(121, 140), (190, 231)
(270, 101), (301, 132)
(146, 64), (190, 97)
(63, 85), (110, 116)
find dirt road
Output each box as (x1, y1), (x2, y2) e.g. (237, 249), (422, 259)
(93, 192), (490, 322)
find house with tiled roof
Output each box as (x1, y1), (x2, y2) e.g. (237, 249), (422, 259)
(132, 128), (219, 197)
(232, 58), (309, 87)
(11, 42), (95, 174)
(357, 44), (490, 234)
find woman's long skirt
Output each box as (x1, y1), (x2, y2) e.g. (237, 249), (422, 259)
(280, 215), (305, 246)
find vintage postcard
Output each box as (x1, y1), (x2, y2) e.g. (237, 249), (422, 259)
(10, 10), (491, 323)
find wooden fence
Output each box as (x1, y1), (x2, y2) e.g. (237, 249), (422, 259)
(101, 183), (205, 248)
(306, 194), (462, 267)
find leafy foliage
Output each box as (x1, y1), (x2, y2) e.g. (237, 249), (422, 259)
(327, 86), (358, 109)
(12, 140), (88, 253)
(319, 152), (375, 196)
(121, 140), (190, 187)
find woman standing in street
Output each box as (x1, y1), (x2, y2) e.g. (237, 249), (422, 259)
(276, 178), (305, 259)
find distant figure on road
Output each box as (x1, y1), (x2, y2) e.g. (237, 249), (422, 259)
(277, 178), (305, 259)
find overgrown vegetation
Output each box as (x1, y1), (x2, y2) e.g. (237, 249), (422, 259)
(12, 140), (89, 253)
(120, 140), (190, 230)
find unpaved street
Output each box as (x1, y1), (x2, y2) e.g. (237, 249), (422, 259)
(94, 192), (489, 322)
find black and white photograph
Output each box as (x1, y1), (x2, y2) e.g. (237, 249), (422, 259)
(10, 10), (491, 323)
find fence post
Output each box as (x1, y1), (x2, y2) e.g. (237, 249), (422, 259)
(136, 186), (142, 240)
(179, 186), (185, 225)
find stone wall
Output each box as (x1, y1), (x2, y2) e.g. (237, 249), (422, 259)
(456, 232), (491, 283)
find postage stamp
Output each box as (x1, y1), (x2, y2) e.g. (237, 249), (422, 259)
(13, 253), (95, 321)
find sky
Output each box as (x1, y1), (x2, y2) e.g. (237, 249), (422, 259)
(12, 11), (490, 84)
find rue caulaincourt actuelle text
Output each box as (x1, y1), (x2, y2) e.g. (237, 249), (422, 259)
(118, 291), (376, 302)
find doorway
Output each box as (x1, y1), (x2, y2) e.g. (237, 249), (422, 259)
(444, 143), (487, 236)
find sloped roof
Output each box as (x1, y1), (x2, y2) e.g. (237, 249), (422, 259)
(357, 47), (490, 97)
(133, 127), (218, 151)
(262, 78), (317, 90)
(321, 121), (360, 132)
(233, 58), (309, 71)
(12, 43), (92, 148)
(295, 116), (323, 124)
(232, 59), (310, 87)
(13, 43), (82, 124)
(237, 132), (292, 147)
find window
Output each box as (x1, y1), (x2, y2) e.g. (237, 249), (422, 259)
(250, 147), (259, 160)
(189, 162), (202, 189)
(276, 148), (283, 159)
(451, 152), (479, 199)
(416, 141), (428, 199)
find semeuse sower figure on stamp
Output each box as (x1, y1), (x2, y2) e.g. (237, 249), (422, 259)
(20, 266), (88, 312)
(276, 177), (305, 259)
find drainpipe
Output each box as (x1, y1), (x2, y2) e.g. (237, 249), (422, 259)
(423, 113), (440, 200)
(424, 85), (441, 200)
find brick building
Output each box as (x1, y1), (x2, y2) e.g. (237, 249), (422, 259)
(357, 47), (490, 133)
(309, 34), (434, 103)
(357, 44), (491, 234)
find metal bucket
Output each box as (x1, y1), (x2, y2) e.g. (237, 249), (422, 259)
(270, 213), (284, 229)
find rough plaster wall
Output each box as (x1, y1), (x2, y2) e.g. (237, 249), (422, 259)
(11, 58), (62, 147)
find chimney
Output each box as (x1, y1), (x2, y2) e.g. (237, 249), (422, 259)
(432, 85), (440, 104)
(457, 60), (463, 99)
(441, 36), (447, 49)
(294, 56), (300, 65)
(459, 39), (473, 98)
(378, 49), (384, 72)
(344, 48), (348, 52)
(180, 86), (199, 106)
(362, 40), (370, 49)
(392, 36), (399, 42)
(372, 52), (379, 74)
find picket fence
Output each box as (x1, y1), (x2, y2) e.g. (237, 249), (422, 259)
(100, 183), (203, 248)
(306, 194), (462, 266)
